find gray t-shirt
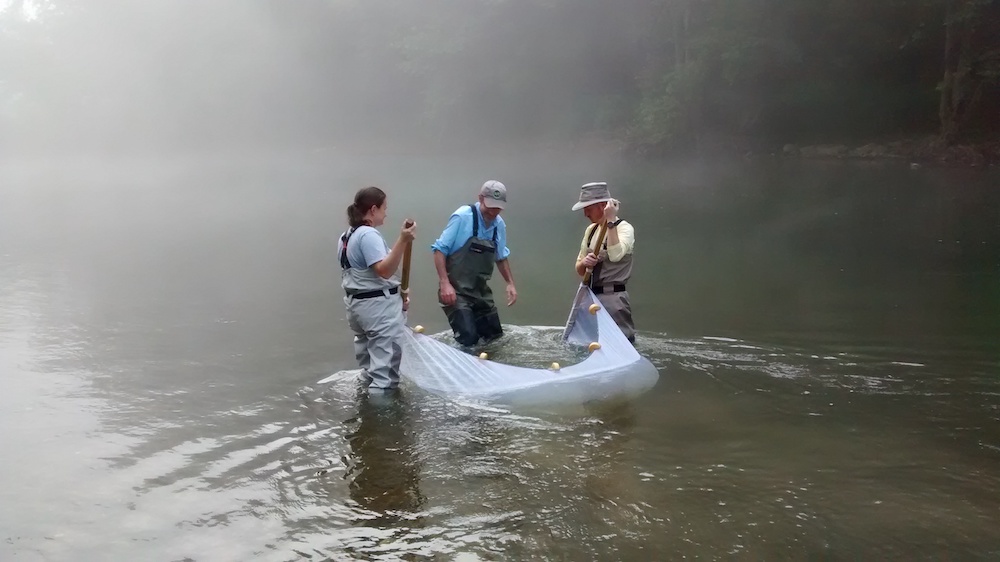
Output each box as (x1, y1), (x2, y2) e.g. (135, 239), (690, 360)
(340, 226), (399, 292)
(346, 226), (388, 268)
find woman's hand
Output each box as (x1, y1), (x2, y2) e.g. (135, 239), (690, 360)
(400, 219), (417, 241)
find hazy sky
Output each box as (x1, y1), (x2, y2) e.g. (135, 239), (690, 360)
(1, 0), (43, 20)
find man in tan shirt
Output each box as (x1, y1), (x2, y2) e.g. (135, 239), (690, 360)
(572, 181), (636, 343)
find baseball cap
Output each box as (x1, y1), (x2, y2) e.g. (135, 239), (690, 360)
(480, 180), (507, 209)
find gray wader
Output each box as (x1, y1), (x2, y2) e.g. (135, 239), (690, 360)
(340, 227), (405, 390)
(443, 205), (503, 347)
(587, 221), (636, 343)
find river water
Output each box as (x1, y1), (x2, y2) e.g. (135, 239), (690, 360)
(1, 151), (997, 560)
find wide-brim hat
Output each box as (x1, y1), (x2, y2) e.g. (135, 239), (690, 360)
(571, 181), (613, 211)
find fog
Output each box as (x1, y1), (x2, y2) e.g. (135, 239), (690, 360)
(5, 0), (991, 160)
(0, 0), (646, 157)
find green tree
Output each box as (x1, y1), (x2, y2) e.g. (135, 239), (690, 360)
(938, 0), (1000, 143)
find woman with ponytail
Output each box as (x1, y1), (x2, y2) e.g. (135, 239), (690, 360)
(338, 186), (417, 391)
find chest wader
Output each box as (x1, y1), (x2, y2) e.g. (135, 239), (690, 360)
(587, 222), (636, 344)
(340, 227), (404, 390)
(443, 205), (503, 347)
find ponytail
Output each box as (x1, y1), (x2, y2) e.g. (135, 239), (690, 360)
(346, 203), (365, 228)
(347, 186), (386, 228)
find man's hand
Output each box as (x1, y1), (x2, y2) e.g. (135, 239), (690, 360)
(582, 252), (601, 269)
(602, 199), (619, 223)
(505, 284), (517, 306)
(438, 280), (457, 306)
(402, 289), (410, 312)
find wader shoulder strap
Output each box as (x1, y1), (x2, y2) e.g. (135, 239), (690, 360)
(469, 204), (498, 243)
(586, 224), (605, 249)
(339, 227), (357, 269)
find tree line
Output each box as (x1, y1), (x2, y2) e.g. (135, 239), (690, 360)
(1, 0), (997, 155)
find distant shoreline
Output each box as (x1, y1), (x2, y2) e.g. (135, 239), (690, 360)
(778, 136), (1000, 168)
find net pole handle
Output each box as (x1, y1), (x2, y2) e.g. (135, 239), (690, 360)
(582, 221), (608, 287)
(400, 219), (414, 293)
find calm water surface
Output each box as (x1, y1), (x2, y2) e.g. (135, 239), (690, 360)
(1, 152), (998, 560)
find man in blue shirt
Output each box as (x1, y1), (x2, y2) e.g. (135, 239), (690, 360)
(431, 180), (518, 347)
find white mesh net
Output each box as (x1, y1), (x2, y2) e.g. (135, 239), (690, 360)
(400, 287), (658, 406)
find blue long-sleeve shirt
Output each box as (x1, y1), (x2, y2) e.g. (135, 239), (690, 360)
(431, 203), (511, 261)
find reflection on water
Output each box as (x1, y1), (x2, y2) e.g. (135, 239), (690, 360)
(343, 390), (425, 522)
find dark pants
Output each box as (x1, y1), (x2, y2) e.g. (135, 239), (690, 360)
(445, 296), (503, 347)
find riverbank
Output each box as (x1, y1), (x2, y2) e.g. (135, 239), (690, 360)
(781, 136), (1000, 167)
(582, 132), (1000, 169)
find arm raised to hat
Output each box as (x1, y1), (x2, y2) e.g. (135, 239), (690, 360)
(602, 199), (634, 262)
(602, 199), (622, 261)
